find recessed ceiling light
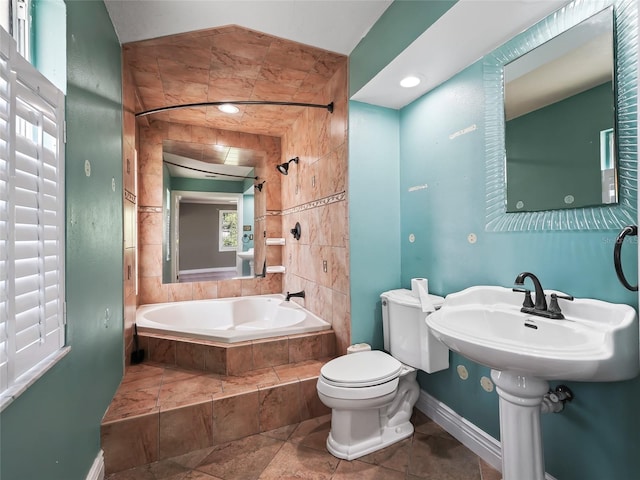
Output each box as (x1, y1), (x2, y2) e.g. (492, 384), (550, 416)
(218, 103), (239, 114)
(400, 76), (421, 88)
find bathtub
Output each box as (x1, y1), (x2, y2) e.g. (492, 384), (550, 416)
(135, 294), (331, 343)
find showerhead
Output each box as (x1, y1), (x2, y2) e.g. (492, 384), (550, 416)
(276, 156), (299, 175)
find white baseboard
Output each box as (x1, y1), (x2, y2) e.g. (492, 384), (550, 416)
(85, 449), (105, 480)
(416, 390), (557, 480)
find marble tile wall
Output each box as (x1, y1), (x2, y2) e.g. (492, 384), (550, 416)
(122, 60), (137, 364)
(280, 61), (350, 354)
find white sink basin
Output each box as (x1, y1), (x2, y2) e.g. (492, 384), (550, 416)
(237, 248), (254, 261)
(426, 285), (639, 382)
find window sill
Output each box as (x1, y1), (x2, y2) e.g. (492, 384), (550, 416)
(0, 346), (71, 412)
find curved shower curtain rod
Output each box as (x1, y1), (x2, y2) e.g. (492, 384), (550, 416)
(163, 160), (258, 180)
(136, 100), (334, 118)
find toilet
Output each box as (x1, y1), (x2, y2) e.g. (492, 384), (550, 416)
(316, 288), (449, 460)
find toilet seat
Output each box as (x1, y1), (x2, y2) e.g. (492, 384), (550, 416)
(320, 350), (402, 388)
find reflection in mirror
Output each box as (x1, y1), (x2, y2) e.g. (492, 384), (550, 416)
(484, 0), (636, 232)
(504, 7), (615, 213)
(161, 139), (263, 283)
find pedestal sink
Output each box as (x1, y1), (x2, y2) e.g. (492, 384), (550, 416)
(237, 248), (254, 276)
(426, 285), (639, 480)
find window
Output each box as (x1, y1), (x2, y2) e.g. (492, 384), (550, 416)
(0, 25), (65, 408)
(218, 209), (238, 252)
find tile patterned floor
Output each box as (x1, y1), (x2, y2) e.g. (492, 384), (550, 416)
(106, 410), (502, 480)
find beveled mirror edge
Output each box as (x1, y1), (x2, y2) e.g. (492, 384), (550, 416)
(484, 0), (637, 232)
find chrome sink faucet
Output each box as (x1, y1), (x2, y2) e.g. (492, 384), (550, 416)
(513, 272), (573, 319)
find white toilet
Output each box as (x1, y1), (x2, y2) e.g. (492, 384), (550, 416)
(316, 289), (449, 460)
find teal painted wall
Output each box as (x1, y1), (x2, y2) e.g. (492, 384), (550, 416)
(0, 2), (124, 479)
(399, 60), (639, 480)
(349, 0), (457, 96)
(348, 101), (401, 349)
(349, 4), (640, 480)
(506, 82), (614, 212)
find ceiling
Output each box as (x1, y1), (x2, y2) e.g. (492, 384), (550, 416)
(107, 0), (574, 173)
(122, 24), (347, 137)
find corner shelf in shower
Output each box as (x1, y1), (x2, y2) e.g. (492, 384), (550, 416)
(266, 237), (286, 245)
(266, 265), (286, 274)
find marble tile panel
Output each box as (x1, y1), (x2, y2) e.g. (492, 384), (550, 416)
(258, 381), (301, 431)
(159, 401), (214, 459)
(212, 390), (260, 444)
(219, 367), (279, 394)
(331, 291), (350, 355)
(196, 434), (283, 480)
(298, 377), (330, 421)
(287, 414), (331, 452)
(328, 200), (347, 248)
(331, 246), (349, 293)
(259, 423), (297, 442)
(168, 283), (193, 302)
(260, 271), (282, 295)
(273, 359), (324, 383)
(241, 278), (261, 296)
(176, 341), (206, 370)
(204, 345), (227, 375)
(103, 386), (160, 422)
(257, 441), (339, 480)
(408, 431), (482, 480)
(288, 334), (323, 363)
(331, 460), (406, 480)
(218, 279), (242, 298)
(119, 367), (165, 393)
(192, 281), (218, 300)
(252, 338), (289, 369)
(101, 413), (159, 474)
(358, 437), (412, 473)
(211, 29), (272, 61)
(139, 276), (169, 305)
(148, 337), (177, 365)
(166, 122), (193, 142)
(104, 458), (190, 480)
(226, 343), (254, 375)
(158, 374), (223, 409)
(321, 331), (336, 356)
(139, 173), (163, 207)
(139, 243), (163, 278)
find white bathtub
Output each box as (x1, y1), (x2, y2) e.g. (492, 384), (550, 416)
(135, 294), (331, 343)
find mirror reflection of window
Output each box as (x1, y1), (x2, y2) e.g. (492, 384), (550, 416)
(504, 7), (616, 213)
(219, 210), (238, 251)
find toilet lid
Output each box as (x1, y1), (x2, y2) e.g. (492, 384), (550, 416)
(320, 350), (402, 387)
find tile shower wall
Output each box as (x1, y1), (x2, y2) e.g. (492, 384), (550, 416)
(135, 120), (283, 305)
(280, 61), (350, 354)
(122, 58), (138, 364)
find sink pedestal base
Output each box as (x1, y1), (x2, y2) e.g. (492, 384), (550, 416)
(491, 370), (549, 480)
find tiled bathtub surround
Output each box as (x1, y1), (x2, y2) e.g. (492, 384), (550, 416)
(105, 409), (502, 480)
(280, 60), (350, 355)
(138, 330), (336, 375)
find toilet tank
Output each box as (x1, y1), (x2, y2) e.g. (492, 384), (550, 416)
(381, 289), (449, 373)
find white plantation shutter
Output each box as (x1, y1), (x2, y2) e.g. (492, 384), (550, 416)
(0, 27), (65, 398)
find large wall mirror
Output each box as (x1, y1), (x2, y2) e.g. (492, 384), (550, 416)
(485, 0), (637, 231)
(161, 139), (265, 283)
